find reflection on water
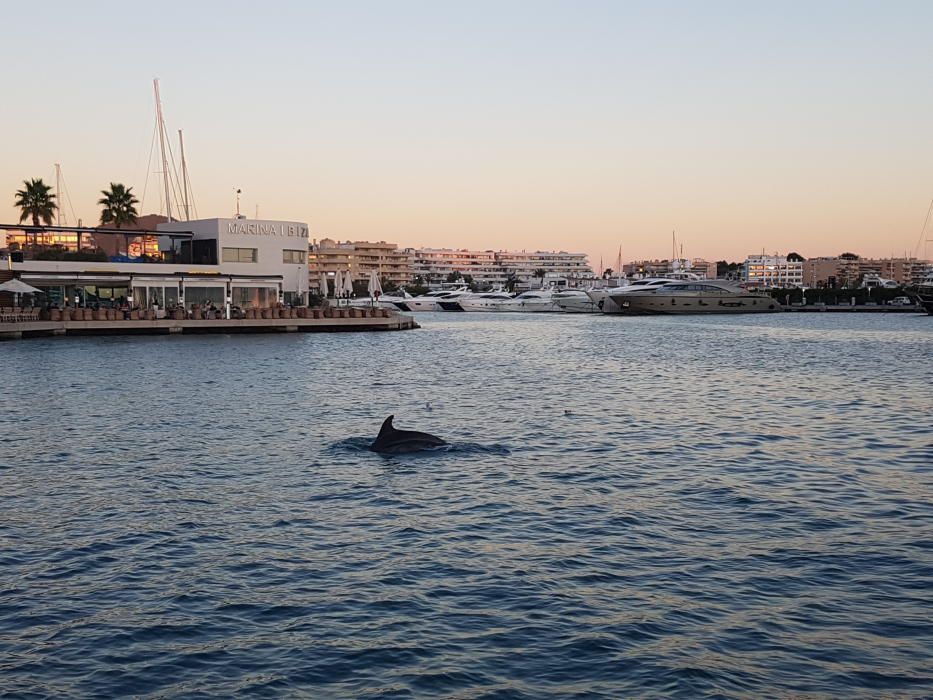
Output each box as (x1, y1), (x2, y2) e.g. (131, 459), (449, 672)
(1, 313), (931, 697)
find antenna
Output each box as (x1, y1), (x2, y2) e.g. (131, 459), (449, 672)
(153, 78), (172, 221)
(178, 129), (190, 221)
(235, 188), (242, 218)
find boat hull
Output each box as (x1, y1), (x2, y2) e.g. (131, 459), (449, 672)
(555, 297), (599, 313)
(609, 292), (783, 315)
(918, 287), (933, 315)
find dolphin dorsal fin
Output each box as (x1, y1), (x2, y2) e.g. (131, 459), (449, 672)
(377, 415), (396, 438)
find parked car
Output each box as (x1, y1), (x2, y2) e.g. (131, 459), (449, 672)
(890, 296), (913, 306)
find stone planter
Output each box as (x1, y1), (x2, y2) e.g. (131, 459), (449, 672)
(50, 309), (61, 321)
(172, 310), (184, 320)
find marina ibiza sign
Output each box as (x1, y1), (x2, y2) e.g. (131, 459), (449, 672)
(227, 222), (309, 238)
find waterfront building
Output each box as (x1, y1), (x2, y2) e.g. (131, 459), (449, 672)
(410, 247), (592, 288)
(622, 258), (715, 279)
(1, 216), (309, 310)
(743, 255), (804, 288)
(410, 248), (504, 287)
(801, 255), (928, 288)
(495, 250), (592, 282)
(309, 239), (412, 290)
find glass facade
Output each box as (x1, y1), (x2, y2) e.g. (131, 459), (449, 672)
(233, 286), (275, 308)
(185, 286), (225, 308)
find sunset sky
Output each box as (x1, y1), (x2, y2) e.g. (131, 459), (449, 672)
(2, 1), (932, 265)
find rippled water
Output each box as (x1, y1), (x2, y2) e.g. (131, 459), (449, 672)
(2, 313), (931, 698)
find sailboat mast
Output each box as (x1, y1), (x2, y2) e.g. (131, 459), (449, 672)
(54, 163), (62, 226)
(153, 78), (172, 222)
(178, 129), (190, 221)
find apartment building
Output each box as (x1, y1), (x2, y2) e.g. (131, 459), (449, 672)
(622, 258), (716, 279)
(409, 248), (593, 287)
(410, 248), (503, 286)
(495, 250), (592, 281)
(802, 256), (927, 288)
(309, 239), (412, 287)
(743, 255), (804, 288)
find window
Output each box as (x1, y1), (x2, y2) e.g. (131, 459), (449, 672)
(186, 286), (225, 308)
(283, 249), (307, 264)
(222, 247), (257, 263)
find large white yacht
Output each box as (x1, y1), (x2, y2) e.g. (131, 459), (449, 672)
(450, 290), (515, 311)
(552, 289), (600, 313)
(349, 290), (414, 311)
(492, 288), (562, 312)
(608, 279), (783, 315)
(402, 286), (471, 312)
(588, 276), (696, 314)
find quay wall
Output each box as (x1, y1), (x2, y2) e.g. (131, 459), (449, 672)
(0, 313), (418, 341)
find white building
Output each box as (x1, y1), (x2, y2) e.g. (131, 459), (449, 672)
(409, 247), (592, 288)
(743, 254), (804, 288)
(5, 217), (310, 311)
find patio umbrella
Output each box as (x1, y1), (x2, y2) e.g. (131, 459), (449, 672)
(319, 270), (330, 298)
(342, 270), (355, 300)
(333, 269), (344, 305)
(0, 278), (43, 295)
(0, 278), (43, 307)
(367, 270), (383, 298)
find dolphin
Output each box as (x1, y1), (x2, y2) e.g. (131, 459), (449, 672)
(369, 415), (447, 454)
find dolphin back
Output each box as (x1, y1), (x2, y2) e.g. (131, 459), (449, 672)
(370, 415), (447, 454)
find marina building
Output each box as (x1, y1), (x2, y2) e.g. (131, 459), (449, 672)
(309, 239), (412, 290)
(743, 255), (805, 288)
(1, 217), (310, 310)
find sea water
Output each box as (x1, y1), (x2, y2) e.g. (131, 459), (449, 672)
(1, 313), (931, 697)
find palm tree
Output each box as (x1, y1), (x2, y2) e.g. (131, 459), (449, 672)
(98, 183), (139, 228)
(15, 178), (57, 227)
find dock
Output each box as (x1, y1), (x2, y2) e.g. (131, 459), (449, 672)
(0, 309), (418, 341)
(782, 304), (923, 313)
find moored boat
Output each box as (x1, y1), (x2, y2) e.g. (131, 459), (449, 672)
(608, 280), (783, 315)
(553, 289), (599, 313)
(917, 273), (933, 315)
(589, 276), (693, 314)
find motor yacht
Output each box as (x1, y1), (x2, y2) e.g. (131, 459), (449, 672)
(608, 279), (783, 315)
(553, 289), (600, 313)
(404, 286), (471, 312)
(436, 288), (482, 311)
(917, 273), (933, 315)
(588, 277), (694, 314)
(492, 288), (562, 312)
(349, 290), (414, 311)
(452, 290), (516, 311)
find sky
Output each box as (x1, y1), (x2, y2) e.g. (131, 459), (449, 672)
(2, 0), (932, 266)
